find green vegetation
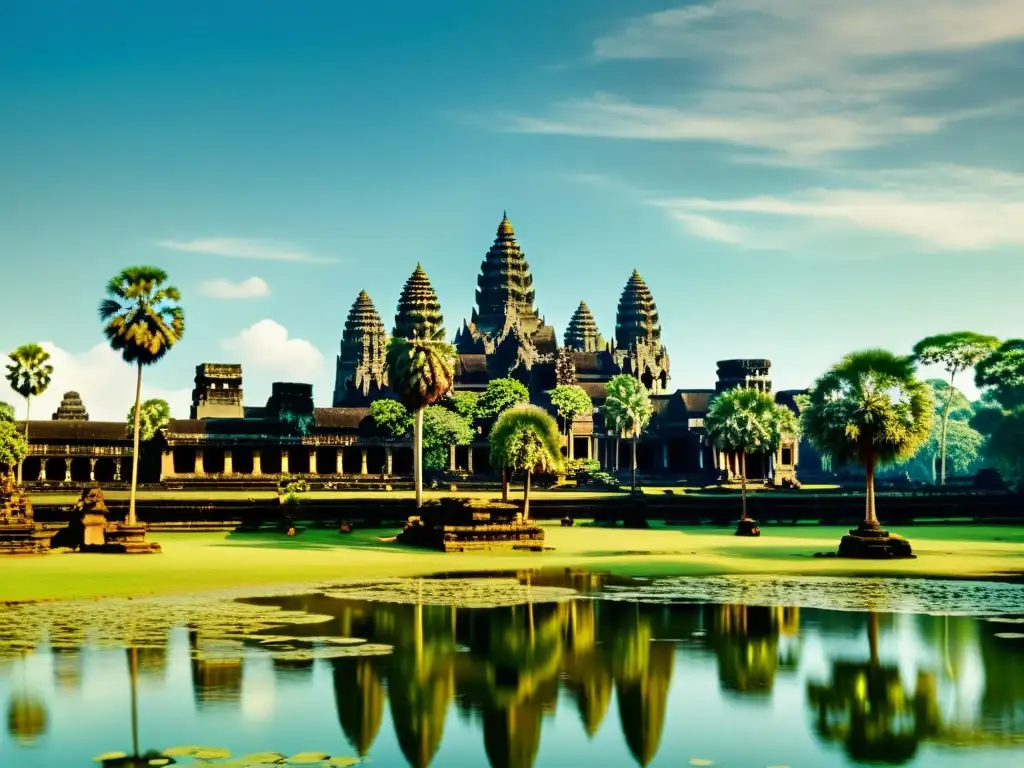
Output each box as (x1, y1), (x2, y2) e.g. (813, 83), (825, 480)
(421, 404), (473, 471)
(99, 266), (186, 526)
(477, 377), (529, 420)
(369, 398), (412, 437)
(548, 384), (593, 459)
(705, 387), (800, 524)
(127, 398), (171, 441)
(802, 350), (934, 528)
(603, 374), (653, 492)
(913, 332), (999, 485)
(5, 342), (53, 482)
(972, 339), (1024, 489)
(0, 421), (28, 476)
(0, 401), (13, 422)
(445, 390), (479, 421)
(489, 404), (564, 518)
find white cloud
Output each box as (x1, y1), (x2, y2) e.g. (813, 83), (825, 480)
(509, 0), (1024, 160)
(651, 164), (1024, 250)
(4, 343), (191, 423)
(157, 237), (336, 264)
(219, 320), (324, 378)
(667, 211), (749, 244)
(199, 276), (271, 300)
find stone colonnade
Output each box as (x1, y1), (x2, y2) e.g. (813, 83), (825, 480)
(161, 445), (396, 479)
(21, 448), (127, 483)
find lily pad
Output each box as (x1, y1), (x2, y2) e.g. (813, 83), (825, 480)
(994, 632), (1024, 639)
(162, 746), (233, 760)
(224, 753), (287, 766)
(94, 753), (128, 763)
(689, 760), (714, 766)
(322, 760), (360, 768)
(285, 753), (331, 765)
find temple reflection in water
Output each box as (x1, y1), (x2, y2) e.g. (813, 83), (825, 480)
(1, 571), (1022, 767)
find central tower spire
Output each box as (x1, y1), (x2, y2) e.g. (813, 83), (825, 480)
(470, 211), (541, 337)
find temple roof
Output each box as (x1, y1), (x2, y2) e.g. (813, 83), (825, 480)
(469, 212), (541, 337)
(615, 270), (662, 349)
(344, 291), (387, 343)
(334, 290), (389, 406)
(313, 407), (373, 430)
(564, 301), (604, 352)
(393, 264), (445, 340)
(52, 391), (89, 421)
(17, 420), (127, 441)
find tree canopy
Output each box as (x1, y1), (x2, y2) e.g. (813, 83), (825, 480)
(913, 332), (1000, 378)
(974, 339), (1024, 410)
(384, 337), (456, 411)
(802, 350), (934, 467)
(549, 385), (593, 425)
(0, 402), (13, 423)
(445, 391), (479, 421)
(0, 421), (28, 473)
(6, 343), (53, 400)
(706, 387), (800, 456)
(603, 375), (653, 438)
(98, 267), (185, 366)
(127, 398), (171, 441)
(490, 404), (563, 476)
(422, 405), (475, 471)
(478, 378), (530, 420)
(371, 399), (412, 438)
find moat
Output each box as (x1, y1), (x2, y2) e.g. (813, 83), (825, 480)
(1, 572), (1022, 767)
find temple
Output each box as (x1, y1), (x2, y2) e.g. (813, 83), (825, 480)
(6, 212), (809, 487)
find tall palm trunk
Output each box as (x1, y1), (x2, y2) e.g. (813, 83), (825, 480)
(17, 396), (30, 483)
(740, 451), (749, 521)
(128, 647), (139, 758)
(523, 469), (532, 520)
(567, 417), (574, 460)
(128, 362), (143, 526)
(614, 436), (620, 473)
(867, 612), (879, 666)
(630, 434), (638, 492)
(501, 468), (509, 502)
(413, 407), (424, 508)
(938, 375), (957, 487)
(864, 456), (878, 527)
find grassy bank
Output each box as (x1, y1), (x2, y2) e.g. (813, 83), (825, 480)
(1, 523), (1021, 603)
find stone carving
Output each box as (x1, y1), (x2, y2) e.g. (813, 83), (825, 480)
(563, 301), (605, 353)
(394, 263), (444, 340)
(52, 391), (89, 420)
(613, 270), (671, 394)
(333, 290), (389, 406)
(0, 474), (49, 554)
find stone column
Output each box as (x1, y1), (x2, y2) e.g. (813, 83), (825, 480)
(223, 449), (233, 476)
(308, 449), (318, 475)
(385, 446), (393, 476)
(662, 442), (669, 471)
(160, 451), (175, 481)
(360, 448), (368, 475)
(467, 446), (474, 474)
(698, 442), (705, 470)
(114, 458), (121, 481)
(449, 444), (456, 472)
(280, 450), (289, 475)
(252, 449), (262, 477)
(39, 461), (47, 481)
(89, 458), (97, 482)
(590, 436), (597, 461)
(194, 449), (204, 476)
(64, 458), (72, 482)
(336, 449), (345, 475)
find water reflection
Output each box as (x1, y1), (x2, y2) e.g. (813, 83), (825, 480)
(0, 572), (1021, 767)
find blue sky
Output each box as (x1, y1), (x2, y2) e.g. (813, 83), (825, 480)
(2, 0), (1023, 420)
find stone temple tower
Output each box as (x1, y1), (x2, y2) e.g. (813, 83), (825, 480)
(333, 290), (389, 406)
(190, 364), (244, 419)
(394, 263), (445, 341)
(613, 270), (671, 394)
(52, 391), (89, 420)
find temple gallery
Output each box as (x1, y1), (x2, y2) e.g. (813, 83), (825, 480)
(14, 214), (809, 487)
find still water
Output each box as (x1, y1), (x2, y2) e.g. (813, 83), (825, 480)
(1, 572), (1022, 767)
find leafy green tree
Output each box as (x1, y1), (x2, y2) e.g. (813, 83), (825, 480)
(802, 350), (933, 529)
(489, 404), (563, 518)
(603, 374), (653, 493)
(899, 381), (983, 482)
(913, 332), (999, 485)
(477, 377), (529, 420)
(445, 391), (479, 421)
(0, 421), (28, 478)
(705, 387), (800, 525)
(370, 399), (412, 438)
(548, 385), (593, 460)
(98, 266), (185, 526)
(126, 398), (171, 442)
(385, 337), (456, 507)
(0, 401), (13, 423)
(975, 339), (1024, 409)
(980, 409), (1024, 491)
(5, 343), (53, 482)
(421, 405), (474, 472)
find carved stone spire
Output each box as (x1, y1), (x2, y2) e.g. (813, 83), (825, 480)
(393, 264), (445, 340)
(52, 391), (89, 421)
(564, 301), (604, 352)
(333, 290), (389, 406)
(615, 270), (661, 349)
(470, 212), (541, 337)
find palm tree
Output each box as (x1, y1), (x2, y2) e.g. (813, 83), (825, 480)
(802, 350), (933, 530)
(490, 404), (564, 519)
(98, 267), (185, 526)
(385, 338), (456, 507)
(603, 375), (653, 493)
(5, 343), (53, 483)
(704, 386), (800, 531)
(548, 384), (593, 460)
(912, 332), (999, 486)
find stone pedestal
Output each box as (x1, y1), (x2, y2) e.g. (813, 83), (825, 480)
(104, 523), (162, 554)
(735, 518), (761, 537)
(838, 522), (914, 559)
(0, 475), (50, 555)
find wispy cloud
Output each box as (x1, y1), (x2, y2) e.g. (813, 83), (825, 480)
(156, 237), (337, 264)
(199, 276), (271, 300)
(507, 0), (1024, 161)
(651, 165), (1024, 250)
